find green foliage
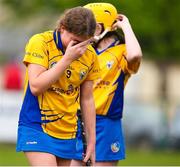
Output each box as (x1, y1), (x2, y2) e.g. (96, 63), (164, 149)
(2, 0), (180, 62)
(120, 148), (180, 166)
(109, 0), (180, 62)
(1, 0), (80, 19)
(0, 144), (28, 166)
(0, 144), (180, 166)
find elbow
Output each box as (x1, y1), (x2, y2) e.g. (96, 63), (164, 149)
(136, 48), (143, 59)
(127, 53), (143, 73)
(29, 84), (42, 96)
(134, 52), (143, 62)
(133, 49), (143, 60)
(137, 50), (143, 59)
(128, 48), (143, 62)
(127, 53), (142, 63)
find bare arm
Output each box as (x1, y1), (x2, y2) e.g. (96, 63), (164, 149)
(28, 56), (71, 96)
(113, 14), (143, 72)
(80, 80), (96, 165)
(28, 39), (91, 96)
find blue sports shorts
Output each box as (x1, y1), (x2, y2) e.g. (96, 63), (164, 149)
(16, 125), (77, 159)
(75, 115), (126, 161)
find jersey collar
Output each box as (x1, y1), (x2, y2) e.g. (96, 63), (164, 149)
(53, 30), (65, 54)
(95, 39), (119, 55)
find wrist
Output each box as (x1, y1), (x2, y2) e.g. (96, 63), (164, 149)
(61, 55), (73, 64)
(55, 56), (72, 72)
(87, 135), (96, 145)
(121, 22), (132, 32)
(87, 140), (96, 151)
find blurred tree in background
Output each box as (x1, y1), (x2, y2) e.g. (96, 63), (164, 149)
(2, 0), (180, 62)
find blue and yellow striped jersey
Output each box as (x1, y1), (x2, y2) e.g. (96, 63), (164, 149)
(19, 31), (100, 139)
(93, 44), (137, 118)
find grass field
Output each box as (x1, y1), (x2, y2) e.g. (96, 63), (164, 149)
(0, 143), (180, 166)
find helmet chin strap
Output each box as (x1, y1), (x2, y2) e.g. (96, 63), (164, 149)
(94, 29), (109, 41)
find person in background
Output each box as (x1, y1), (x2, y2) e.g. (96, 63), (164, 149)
(72, 3), (142, 166)
(16, 6), (100, 166)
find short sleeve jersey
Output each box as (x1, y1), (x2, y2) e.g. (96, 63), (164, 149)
(93, 44), (137, 118)
(19, 31), (100, 139)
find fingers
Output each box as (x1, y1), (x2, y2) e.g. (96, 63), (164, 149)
(66, 40), (77, 49)
(76, 38), (94, 47)
(117, 14), (129, 22)
(112, 14), (130, 31)
(83, 151), (91, 163)
(117, 14), (126, 18)
(73, 39), (92, 55)
(117, 14), (124, 21)
(112, 22), (118, 30)
(112, 14), (124, 30)
(83, 149), (95, 166)
(65, 38), (94, 59)
(69, 37), (95, 49)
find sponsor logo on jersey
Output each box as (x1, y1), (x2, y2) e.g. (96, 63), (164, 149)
(94, 79), (110, 88)
(48, 85), (79, 95)
(26, 52), (43, 59)
(111, 141), (120, 153)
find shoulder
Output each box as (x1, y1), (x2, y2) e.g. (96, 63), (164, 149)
(85, 45), (97, 60)
(106, 44), (127, 63)
(110, 44), (126, 52)
(87, 44), (96, 54)
(28, 31), (53, 44)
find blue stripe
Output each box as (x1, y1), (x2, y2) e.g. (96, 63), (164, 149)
(53, 30), (64, 54)
(95, 39), (119, 55)
(41, 113), (64, 123)
(107, 72), (125, 119)
(18, 84), (43, 131)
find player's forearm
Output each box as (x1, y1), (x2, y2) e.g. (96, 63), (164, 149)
(122, 23), (142, 63)
(81, 97), (96, 145)
(80, 80), (96, 147)
(81, 97), (96, 165)
(29, 56), (72, 96)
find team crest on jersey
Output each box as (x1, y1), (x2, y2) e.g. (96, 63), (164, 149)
(106, 60), (114, 69)
(79, 69), (87, 80)
(50, 61), (57, 68)
(111, 141), (120, 153)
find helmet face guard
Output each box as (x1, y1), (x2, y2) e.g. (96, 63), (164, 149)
(84, 3), (118, 40)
